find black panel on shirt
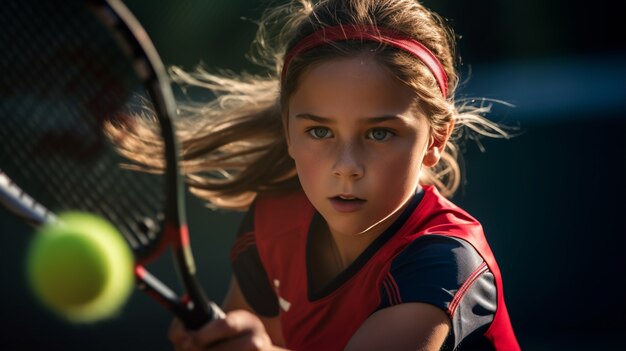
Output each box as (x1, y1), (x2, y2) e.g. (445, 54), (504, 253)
(230, 201), (279, 317)
(235, 201), (256, 237)
(447, 271), (497, 351)
(232, 248), (279, 317)
(378, 235), (497, 350)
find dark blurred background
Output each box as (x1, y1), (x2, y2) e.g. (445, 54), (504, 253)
(1, 0), (624, 350)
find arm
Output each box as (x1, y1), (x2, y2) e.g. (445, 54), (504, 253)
(168, 277), (289, 351)
(168, 200), (292, 350)
(347, 235), (496, 351)
(222, 276), (285, 347)
(345, 303), (451, 351)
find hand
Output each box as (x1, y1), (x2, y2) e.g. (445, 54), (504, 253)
(169, 310), (275, 351)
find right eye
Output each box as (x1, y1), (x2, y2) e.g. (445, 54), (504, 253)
(307, 127), (333, 139)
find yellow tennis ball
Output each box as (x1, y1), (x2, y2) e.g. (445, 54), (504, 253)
(26, 211), (135, 323)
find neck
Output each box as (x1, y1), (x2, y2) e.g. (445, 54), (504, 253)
(308, 204), (405, 291)
(327, 193), (416, 268)
(328, 228), (377, 268)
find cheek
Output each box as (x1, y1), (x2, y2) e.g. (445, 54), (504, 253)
(289, 144), (322, 179)
(380, 156), (417, 183)
(375, 144), (424, 185)
(293, 153), (314, 174)
(292, 152), (325, 202)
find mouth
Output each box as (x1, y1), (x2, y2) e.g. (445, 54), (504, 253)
(329, 195), (366, 212)
(331, 194), (365, 201)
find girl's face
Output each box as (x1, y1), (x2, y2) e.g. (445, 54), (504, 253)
(286, 56), (444, 238)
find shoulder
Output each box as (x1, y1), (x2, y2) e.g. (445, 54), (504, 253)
(392, 235), (484, 282)
(254, 189), (315, 232)
(255, 189), (312, 212)
(415, 186), (481, 226)
(380, 235), (498, 350)
(381, 235), (489, 309)
(402, 186), (489, 255)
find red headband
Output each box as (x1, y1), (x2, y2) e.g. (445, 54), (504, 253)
(281, 24), (449, 97)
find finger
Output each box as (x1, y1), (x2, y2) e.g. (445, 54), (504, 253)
(168, 318), (185, 342)
(168, 318), (193, 349)
(205, 331), (270, 351)
(192, 310), (266, 347)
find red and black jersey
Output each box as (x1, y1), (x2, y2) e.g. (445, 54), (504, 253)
(230, 186), (520, 351)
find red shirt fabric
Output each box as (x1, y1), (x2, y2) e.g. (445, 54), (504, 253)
(232, 185), (520, 350)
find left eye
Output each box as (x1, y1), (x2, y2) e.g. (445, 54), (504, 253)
(367, 129), (393, 141)
(308, 127), (333, 139)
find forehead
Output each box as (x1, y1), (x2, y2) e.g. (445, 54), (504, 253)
(288, 56), (418, 119)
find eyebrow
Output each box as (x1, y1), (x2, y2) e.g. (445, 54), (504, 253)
(294, 113), (407, 124)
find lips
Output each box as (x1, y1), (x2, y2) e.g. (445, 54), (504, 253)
(329, 195), (366, 213)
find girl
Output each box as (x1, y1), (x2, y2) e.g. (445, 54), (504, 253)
(118, 0), (520, 349)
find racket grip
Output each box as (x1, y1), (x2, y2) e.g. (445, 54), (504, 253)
(181, 299), (225, 330)
(135, 266), (224, 329)
(207, 300), (226, 320)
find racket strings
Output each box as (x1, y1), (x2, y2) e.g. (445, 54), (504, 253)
(0, 0), (169, 257)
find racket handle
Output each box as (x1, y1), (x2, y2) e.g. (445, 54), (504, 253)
(136, 266), (224, 329)
(207, 300), (226, 321)
(182, 279), (226, 329)
(209, 301), (226, 320)
(181, 298), (225, 330)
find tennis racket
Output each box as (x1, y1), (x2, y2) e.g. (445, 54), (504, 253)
(0, 0), (224, 329)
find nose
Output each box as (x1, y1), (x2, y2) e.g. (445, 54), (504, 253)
(332, 141), (364, 180)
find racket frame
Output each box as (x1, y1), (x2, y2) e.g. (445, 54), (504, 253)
(0, 0), (224, 329)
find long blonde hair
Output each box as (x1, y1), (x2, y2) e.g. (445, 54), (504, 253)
(109, 0), (511, 210)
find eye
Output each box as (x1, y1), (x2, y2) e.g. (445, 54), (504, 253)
(367, 128), (394, 141)
(307, 127), (333, 139)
